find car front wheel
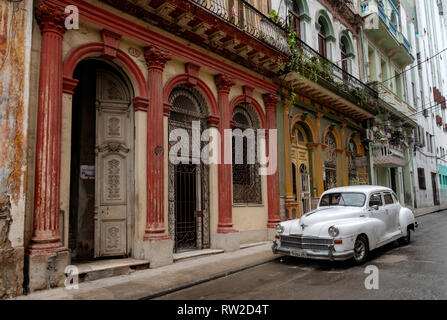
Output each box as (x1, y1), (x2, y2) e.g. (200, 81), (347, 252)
(398, 228), (411, 246)
(353, 236), (369, 265)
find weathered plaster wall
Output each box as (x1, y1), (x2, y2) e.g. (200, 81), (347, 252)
(0, 0), (33, 298)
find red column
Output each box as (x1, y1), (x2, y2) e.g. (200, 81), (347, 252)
(28, 3), (66, 255)
(263, 93), (281, 228)
(144, 46), (171, 240)
(215, 74), (237, 234)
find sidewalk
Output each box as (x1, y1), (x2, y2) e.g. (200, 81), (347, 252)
(15, 242), (276, 300)
(413, 204), (447, 217)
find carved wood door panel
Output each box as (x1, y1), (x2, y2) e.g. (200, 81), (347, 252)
(94, 69), (132, 258)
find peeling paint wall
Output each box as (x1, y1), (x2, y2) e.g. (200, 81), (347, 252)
(0, 0), (33, 298)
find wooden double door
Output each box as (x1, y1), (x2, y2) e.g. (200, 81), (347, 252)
(69, 61), (134, 260)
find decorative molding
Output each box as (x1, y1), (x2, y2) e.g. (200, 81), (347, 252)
(185, 63), (201, 85)
(215, 74), (235, 94)
(262, 93), (281, 112)
(101, 29), (122, 59)
(133, 96), (149, 112)
(163, 74), (219, 118)
(144, 46), (172, 71)
(35, 2), (67, 35)
(63, 42), (149, 100)
(62, 76), (79, 95)
(51, 0), (278, 94)
(207, 115), (220, 128)
(163, 102), (172, 116)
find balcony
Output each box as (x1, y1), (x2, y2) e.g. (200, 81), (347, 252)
(190, 0), (377, 119)
(102, 0), (378, 120)
(373, 143), (406, 167)
(362, 0), (414, 67)
(371, 82), (416, 117)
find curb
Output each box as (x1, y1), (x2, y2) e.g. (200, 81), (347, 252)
(139, 256), (280, 300)
(415, 208), (446, 218)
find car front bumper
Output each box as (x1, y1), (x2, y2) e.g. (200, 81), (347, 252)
(272, 240), (354, 261)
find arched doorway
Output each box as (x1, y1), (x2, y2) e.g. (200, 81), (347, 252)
(168, 85), (210, 252)
(69, 59), (134, 260)
(291, 123), (311, 217)
(323, 131), (337, 191)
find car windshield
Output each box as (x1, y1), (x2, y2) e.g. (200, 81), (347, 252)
(319, 192), (366, 207)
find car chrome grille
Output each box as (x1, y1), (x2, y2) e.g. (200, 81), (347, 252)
(280, 235), (333, 250)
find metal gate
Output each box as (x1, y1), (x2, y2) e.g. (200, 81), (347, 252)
(175, 163), (198, 251)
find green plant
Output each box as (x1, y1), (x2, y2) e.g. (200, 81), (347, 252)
(269, 10), (280, 24)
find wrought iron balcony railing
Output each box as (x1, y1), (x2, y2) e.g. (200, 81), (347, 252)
(190, 0), (378, 107)
(373, 143), (406, 167)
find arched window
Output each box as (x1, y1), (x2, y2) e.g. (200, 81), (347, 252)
(341, 38), (348, 72)
(290, 1), (301, 39)
(318, 17), (327, 58)
(232, 104), (262, 204)
(324, 131), (337, 190)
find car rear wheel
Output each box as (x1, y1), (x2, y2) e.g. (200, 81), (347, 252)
(398, 228), (411, 246)
(353, 236), (369, 265)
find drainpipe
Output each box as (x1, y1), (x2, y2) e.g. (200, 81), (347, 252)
(47, 248), (72, 290)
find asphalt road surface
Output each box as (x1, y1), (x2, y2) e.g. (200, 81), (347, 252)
(157, 211), (447, 300)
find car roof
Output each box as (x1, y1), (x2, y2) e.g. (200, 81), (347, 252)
(321, 185), (393, 195)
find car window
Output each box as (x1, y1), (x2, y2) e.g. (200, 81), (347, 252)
(369, 193), (383, 207)
(392, 192), (399, 203)
(383, 193), (394, 205)
(319, 193), (366, 207)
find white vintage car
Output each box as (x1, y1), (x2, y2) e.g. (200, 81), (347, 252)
(272, 185), (417, 264)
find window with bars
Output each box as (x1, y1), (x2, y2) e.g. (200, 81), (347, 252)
(232, 104), (262, 204)
(418, 168), (426, 190)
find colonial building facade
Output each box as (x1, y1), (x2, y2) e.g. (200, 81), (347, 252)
(21, 0), (286, 292)
(0, 0), (443, 298)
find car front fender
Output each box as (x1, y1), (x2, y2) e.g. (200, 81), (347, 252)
(399, 207), (416, 235)
(328, 218), (382, 250)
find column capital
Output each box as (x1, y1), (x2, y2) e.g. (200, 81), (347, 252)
(133, 96), (149, 112)
(263, 93), (280, 111)
(144, 46), (171, 71)
(214, 74), (235, 94)
(35, 2), (67, 35)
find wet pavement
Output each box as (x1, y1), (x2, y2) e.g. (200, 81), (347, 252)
(157, 211), (447, 300)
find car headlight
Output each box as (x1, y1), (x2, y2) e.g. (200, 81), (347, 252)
(276, 224), (284, 234)
(328, 226), (339, 237)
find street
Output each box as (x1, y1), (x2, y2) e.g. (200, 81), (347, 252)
(157, 211), (447, 300)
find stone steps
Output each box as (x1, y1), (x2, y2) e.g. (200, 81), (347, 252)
(72, 258), (149, 283)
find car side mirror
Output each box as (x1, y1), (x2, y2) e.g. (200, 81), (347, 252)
(371, 205), (379, 211)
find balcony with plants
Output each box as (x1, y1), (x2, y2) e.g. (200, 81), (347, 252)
(189, 0), (379, 119)
(361, 0), (414, 67)
(369, 81), (417, 117)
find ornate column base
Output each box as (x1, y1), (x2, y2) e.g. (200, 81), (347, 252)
(267, 219), (281, 229)
(135, 237), (173, 269)
(143, 223), (171, 241)
(211, 232), (240, 252)
(26, 250), (70, 292)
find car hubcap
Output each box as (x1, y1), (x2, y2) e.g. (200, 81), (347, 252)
(354, 240), (366, 261)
